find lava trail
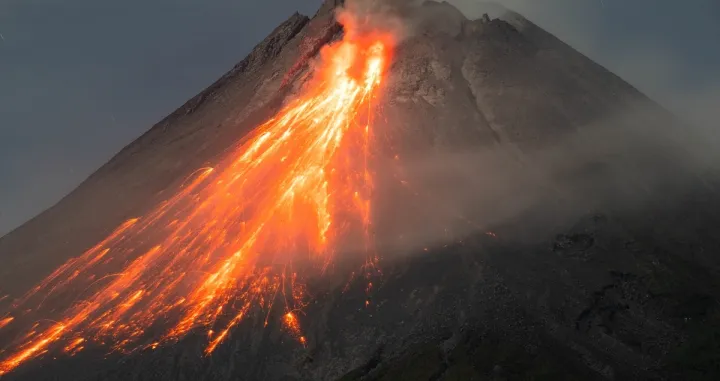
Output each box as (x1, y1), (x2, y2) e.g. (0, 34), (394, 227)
(0, 30), (393, 376)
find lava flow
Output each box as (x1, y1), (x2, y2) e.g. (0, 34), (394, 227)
(0, 28), (392, 376)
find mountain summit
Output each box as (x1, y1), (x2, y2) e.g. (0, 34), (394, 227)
(1, 1), (719, 380)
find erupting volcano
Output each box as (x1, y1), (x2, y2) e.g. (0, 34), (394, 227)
(0, 17), (393, 376)
(3, 1), (720, 380)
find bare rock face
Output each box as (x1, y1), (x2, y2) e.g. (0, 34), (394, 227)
(376, 2), (653, 154)
(3, 1), (720, 381)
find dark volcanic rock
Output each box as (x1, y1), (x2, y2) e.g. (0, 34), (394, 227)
(2, 1), (720, 380)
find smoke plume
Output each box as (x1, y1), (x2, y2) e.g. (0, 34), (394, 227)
(335, 0), (416, 42)
(372, 105), (720, 257)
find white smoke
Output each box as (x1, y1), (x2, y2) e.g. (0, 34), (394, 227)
(335, 0), (417, 42)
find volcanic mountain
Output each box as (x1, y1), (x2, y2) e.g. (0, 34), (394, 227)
(2, 1), (720, 380)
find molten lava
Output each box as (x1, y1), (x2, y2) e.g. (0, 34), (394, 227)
(0, 29), (392, 376)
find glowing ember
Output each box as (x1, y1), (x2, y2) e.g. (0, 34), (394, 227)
(282, 312), (306, 346)
(0, 28), (392, 375)
(0, 317), (13, 330)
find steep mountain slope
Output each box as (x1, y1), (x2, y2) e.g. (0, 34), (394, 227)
(2, 1), (720, 380)
(0, 7), (336, 296)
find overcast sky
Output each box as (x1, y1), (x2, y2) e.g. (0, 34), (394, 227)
(1, 0), (718, 235)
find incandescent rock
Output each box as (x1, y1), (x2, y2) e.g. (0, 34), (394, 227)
(2, 1), (720, 380)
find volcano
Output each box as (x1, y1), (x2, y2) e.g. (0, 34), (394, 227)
(2, 1), (720, 380)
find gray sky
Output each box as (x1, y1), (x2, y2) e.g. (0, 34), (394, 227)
(1, 0), (718, 235)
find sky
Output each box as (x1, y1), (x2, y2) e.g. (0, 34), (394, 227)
(0, 0), (718, 235)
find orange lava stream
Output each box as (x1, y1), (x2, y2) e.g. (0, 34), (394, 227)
(0, 33), (391, 376)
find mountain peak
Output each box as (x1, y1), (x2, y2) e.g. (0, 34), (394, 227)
(1, 2), (718, 380)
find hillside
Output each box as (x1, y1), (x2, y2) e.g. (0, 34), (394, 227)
(2, 1), (719, 380)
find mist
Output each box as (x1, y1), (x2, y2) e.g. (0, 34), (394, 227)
(370, 100), (720, 257)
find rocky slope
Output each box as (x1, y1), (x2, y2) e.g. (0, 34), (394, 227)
(2, 1), (720, 380)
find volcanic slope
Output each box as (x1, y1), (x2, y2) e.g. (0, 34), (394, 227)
(2, 1), (720, 380)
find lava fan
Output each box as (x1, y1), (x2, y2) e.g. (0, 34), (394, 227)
(0, 22), (394, 376)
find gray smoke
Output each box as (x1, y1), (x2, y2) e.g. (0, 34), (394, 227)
(335, 0), (416, 42)
(371, 103), (720, 257)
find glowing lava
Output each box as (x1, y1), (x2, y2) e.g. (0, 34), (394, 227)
(0, 29), (392, 376)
